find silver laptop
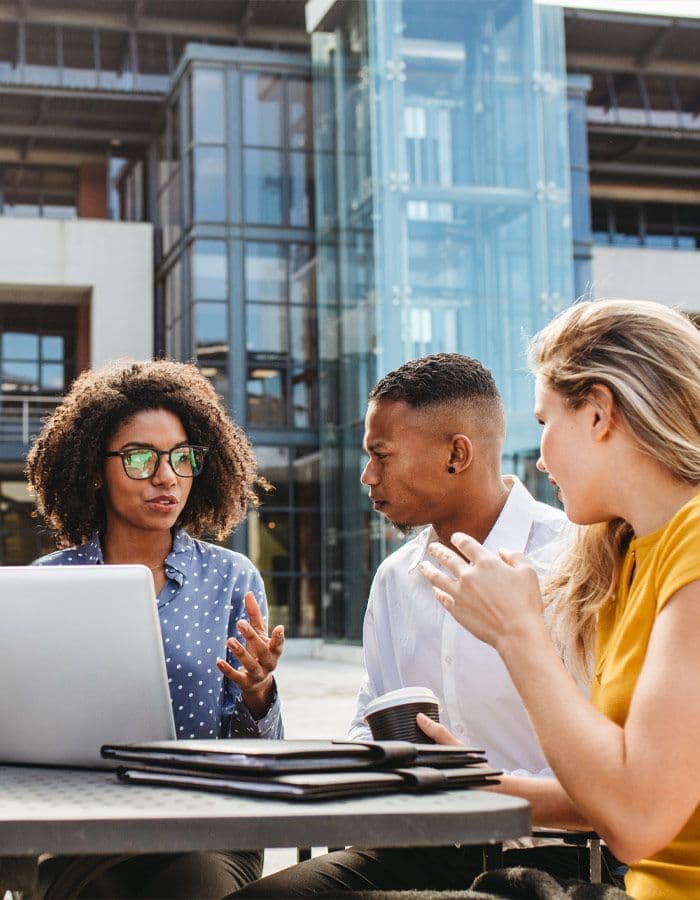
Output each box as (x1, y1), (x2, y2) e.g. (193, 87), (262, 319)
(0, 564), (176, 768)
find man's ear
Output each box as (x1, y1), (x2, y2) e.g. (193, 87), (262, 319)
(586, 384), (615, 442)
(449, 434), (473, 473)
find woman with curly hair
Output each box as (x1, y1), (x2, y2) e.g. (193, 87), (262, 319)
(420, 299), (700, 899)
(27, 358), (284, 899)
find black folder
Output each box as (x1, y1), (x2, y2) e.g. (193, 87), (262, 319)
(116, 763), (501, 801)
(101, 739), (488, 774)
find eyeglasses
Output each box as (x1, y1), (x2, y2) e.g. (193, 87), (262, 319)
(104, 445), (208, 480)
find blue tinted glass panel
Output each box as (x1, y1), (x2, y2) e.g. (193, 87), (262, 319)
(194, 302), (228, 359)
(244, 148), (283, 225)
(192, 68), (225, 142)
(243, 73), (282, 147)
(290, 304), (316, 365)
(246, 303), (287, 354)
(290, 245), (315, 305)
(2, 332), (39, 360)
(193, 146), (226, 221)
(41, 336), (64, 360)
(40, 363), (64, 391)
(247, 367), (286, 427)
(645, 234), (674, 249)
(255, 445), (291, 506)
(43, 205), (77, 220)
(245, 243), (286, 303)
(61, 26), (98, 88)
(25, 24), (59, 86)
(199, 363), (229, 408)
(290, 152), (313, 227)
(193, 240), (228, 300)
(2, 361), (39, 390)
(288, 78), (312, 149)
(292, 371), (315, 428)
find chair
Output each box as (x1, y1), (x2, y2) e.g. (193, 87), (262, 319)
(531, 829), (603, 882)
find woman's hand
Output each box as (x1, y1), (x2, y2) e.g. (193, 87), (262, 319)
(216, 591), (285, 718)
(418, 532), (546, 655)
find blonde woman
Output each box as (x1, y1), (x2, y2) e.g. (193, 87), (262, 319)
(419, 299), (700, 900)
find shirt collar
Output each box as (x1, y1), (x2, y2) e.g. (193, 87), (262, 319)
(87, 528), (192, 587)
(405, 475), (536, 573)
(482, 475), (537, 555)
(406, 525), (439, 574)
(164, 528), (194, 586)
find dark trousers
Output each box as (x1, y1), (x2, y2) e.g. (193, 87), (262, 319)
(39, 849), (263, 899)
(232, 845), (625, 898)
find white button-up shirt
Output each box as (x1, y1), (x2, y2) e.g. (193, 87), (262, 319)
(349, 476), (567, 776)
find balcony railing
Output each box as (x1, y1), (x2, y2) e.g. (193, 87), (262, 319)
(0, 394), (62, 447)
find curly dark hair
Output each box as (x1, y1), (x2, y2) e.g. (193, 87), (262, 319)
(369, 352), (502, 409)
(26, 359), (266, 548)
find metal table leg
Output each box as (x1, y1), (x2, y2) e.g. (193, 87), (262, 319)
(482, 843), (503, 870)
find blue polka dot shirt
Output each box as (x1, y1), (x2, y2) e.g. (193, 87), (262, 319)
(34, 529), (284, 741)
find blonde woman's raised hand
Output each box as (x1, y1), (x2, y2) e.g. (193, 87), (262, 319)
(418, 533), (545, 653)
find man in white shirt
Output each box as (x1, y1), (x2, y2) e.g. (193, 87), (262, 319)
(349, 477), (562, 774)
(235, 354), (622, 897)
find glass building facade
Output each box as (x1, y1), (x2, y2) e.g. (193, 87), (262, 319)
(311, 0), (574, 640)
(157, 46), (321, 637)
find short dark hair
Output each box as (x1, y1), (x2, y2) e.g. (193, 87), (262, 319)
(369, 353), (501, 409)
(27, 359), (266, 548)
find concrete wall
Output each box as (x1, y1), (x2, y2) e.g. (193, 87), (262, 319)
(591, 246), (700, 314)
(0, 218), (153, 365)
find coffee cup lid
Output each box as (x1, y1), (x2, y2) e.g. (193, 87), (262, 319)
(364, 686), (440, 716)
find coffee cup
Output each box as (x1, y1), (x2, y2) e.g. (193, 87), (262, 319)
(364, 686), (440, 743)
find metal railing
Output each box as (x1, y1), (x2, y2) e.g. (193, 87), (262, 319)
(0, 395), (62, 446)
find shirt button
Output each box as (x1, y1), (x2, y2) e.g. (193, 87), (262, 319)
(456, 724), (465, 735)
(445, 655), (453, 665)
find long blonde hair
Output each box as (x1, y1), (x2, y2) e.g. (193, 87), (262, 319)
(529, 299), (700, 681)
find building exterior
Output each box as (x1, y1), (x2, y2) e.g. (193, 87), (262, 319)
(0, 1), (698, 644)
(308, 0), (574, 639)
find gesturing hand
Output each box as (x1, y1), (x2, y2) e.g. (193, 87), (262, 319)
(216, 590), (285, 718)
(418, 532), (545, 655)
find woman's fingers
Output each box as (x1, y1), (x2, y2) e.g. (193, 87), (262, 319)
(433, 586), (455, 610)
(224, 637), (266, 682)
(418, 560), (463, 597)
(498, 548), (526, 568)
(236, 620), (275, 668)
(449, 532), (492, 564)
(423, 533), (494, 580)
(269, 625), (285, 660)
(219, 595), (284, 690)
(216, 656), (246, 685)
(425, 541), (468, 580)
(244, 591), (268, 634)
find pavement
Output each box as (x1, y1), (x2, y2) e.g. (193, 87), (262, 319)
(262, 650), (366, 876)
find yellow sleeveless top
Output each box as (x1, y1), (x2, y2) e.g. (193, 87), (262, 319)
(591, 491), (700, 900)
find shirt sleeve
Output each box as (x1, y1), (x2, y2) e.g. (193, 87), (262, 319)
(347, 574), (384, 741)
(227, 680), (284, 739)
(348, 673), (377, 742)
(656, 498), (700, 614)
(221, 562), (284, 739)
